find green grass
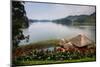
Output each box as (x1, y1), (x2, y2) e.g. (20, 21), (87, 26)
(14, 57), (96, 66)
(19, 39), (60, 48)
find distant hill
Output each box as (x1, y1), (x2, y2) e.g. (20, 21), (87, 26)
(29, 12), (96, 26)
(29, 19), (51, 23)
(72, 12), (96, 25)
(52, 12), (96, 26)
(29, 19), (39, 22)
(52, 17), (72, 25)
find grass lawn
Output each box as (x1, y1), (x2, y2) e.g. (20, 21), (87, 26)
(14, 57), (96, 66)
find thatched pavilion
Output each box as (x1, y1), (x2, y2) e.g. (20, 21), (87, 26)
(59, 34), (95, 49)
(69, 34), (94, 48)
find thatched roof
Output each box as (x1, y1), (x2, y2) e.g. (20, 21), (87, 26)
(69, 34), (93, 47)
(63, 42), (74, 48)
(59, 38), (68, 46)
(59, 39), (74, 48)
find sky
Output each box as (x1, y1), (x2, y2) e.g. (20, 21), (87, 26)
(24, 2), (96, 20)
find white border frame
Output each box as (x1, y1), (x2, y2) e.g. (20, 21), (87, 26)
(0, 0), (100, 67)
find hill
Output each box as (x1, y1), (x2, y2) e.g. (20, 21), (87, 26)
(52, 12), (96, 26)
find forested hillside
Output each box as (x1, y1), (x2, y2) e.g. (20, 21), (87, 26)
(52, 12), (96, 26)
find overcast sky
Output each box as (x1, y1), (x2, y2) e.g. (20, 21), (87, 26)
(24, 2), (95, 20)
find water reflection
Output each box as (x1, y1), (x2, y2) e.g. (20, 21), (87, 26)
(19, 22), (95, 45)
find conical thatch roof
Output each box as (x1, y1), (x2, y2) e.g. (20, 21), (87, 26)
(69, 34), (93, 47)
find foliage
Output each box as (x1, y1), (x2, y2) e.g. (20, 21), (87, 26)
(52, 12), (96, 26)
(52, 17), (72, 25)
(13, 46), (96, 65)
(12, 1), (29, 47)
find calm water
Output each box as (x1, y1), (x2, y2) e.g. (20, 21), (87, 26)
(19, 22), (96, 45)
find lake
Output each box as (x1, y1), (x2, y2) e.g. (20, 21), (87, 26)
(19, 22), (96, 45)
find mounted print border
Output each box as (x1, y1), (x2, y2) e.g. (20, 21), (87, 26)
(11, 0), (96, 66)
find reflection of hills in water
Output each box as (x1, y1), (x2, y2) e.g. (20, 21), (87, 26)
(19, 22), (95, 46)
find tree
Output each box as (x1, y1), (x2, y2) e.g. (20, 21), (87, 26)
(12, 1), (29, 48)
